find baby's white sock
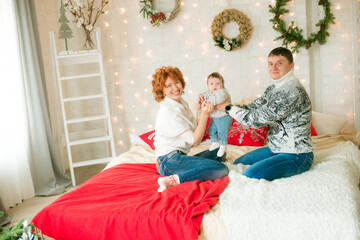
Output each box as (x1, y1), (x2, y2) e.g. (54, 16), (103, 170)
(217, 145), (227, 157)
(209, 142), (220, 151)
(157, 174), (180, 192)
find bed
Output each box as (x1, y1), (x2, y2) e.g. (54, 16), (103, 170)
(32, 111), (360, 240)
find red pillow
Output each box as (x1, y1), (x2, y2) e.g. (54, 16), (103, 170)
(202, 117), (211, 141)
(227, 120), (268, 146)
(139, 130), (156, 150)
(310, 122), (318, 136)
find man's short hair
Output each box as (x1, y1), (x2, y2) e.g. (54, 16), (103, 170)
(268, 47), (293, 63)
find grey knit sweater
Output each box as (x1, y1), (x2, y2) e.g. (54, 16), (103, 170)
(226, 71), (315, 154)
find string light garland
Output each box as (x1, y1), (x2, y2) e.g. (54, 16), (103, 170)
(139, 0), (180, 27)
(269, 0), (336, 53)
(211, 9), (252, 51)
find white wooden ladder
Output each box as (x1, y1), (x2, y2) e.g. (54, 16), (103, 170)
(49, 29), (115, 186)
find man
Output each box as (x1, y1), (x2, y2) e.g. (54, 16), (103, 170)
(224, 47), (315, 180)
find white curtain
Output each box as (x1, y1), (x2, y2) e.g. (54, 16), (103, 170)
(0, 0), (71, 209)
(0, 0), (35, 209)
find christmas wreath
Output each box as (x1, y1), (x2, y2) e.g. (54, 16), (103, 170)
(269, 0), (336, 53)
(139, 0), (180, 27)
(211, 9), (252, 51)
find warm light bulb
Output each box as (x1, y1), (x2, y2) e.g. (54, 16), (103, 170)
(177, 26), (184, 32)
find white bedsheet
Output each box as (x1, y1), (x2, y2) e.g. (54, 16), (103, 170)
(220, 142), (360, 240)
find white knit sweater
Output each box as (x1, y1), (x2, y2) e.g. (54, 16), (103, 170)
(154, 97), (197, 158)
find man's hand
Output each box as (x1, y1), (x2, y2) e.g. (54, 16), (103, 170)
(214, 97), (231, 111)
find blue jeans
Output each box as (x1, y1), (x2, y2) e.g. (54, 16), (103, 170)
(208, 115), (233, 145)
(234, 147), (313, 181)
(157, 149), (229, 183)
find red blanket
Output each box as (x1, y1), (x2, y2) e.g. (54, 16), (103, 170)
(32, 164), (229, 240)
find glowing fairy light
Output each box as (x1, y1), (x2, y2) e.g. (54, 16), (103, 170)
(177, 26), (184, 32)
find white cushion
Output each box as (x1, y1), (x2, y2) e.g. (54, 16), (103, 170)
(129, 134), (150, 147)
(312, 111), (347, 135)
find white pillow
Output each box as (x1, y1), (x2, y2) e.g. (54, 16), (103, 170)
(312, 111), (347, 135)
(129, 133), (150, 147)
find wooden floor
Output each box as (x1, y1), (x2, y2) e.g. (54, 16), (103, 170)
(6, 164), (106, 227)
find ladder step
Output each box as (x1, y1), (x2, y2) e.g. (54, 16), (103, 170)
(57, 51), (99, 65)
(69, 136), (112, 146)
(66, 115), (108, 124)
(60, 72), (101, 81)
(63, 94), (105, 102)
(72, 157), (113, 168)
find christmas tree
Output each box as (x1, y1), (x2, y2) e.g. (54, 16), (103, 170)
(58, 0), (73, 51)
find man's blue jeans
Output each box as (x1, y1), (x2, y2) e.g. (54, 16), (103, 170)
(208, 115), (233, 145)
(234, 147), (313, 181)
(157, 149), (229, 183)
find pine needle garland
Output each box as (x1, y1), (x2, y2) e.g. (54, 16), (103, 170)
(269, 0), (336, 53)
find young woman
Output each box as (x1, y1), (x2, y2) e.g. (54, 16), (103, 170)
(152, 66), (229, 192)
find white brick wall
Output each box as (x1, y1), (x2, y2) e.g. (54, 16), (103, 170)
(35, 0), (359, 156)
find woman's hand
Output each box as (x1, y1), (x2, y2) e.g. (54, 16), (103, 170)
(214, 97), (231, 112)
(201, 100), (214, 115)
(198, 94), (204, 105)
(193, 101), (214, 146)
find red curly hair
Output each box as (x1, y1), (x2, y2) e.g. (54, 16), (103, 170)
(152, 66), (186, 102)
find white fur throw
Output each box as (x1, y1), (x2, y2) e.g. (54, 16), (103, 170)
(220, 142), (360, 240)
